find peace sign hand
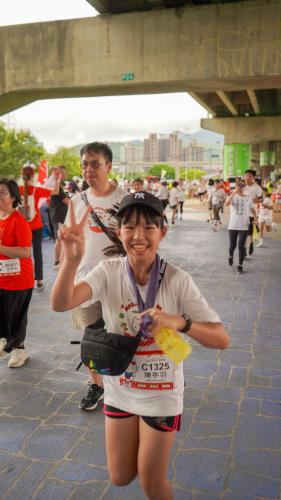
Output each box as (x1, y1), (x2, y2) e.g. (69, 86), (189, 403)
(58, 201), (89, 263)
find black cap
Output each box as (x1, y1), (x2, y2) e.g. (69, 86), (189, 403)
(116, 191), (164, 217)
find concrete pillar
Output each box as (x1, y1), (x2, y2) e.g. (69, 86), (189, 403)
(223, 144), (251, 178)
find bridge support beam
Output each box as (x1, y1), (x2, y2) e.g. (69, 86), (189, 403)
(201, 116), (281, 144)
(1, 0), (281, 115)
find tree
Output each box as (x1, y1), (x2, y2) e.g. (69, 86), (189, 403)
(148, 164), (176, 179)
(179, 168), (206, 181)
(46, 146), (81, 179)
(0, 121), (45, 178)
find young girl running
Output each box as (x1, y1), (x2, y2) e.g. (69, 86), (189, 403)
(51, 191), (229, 500)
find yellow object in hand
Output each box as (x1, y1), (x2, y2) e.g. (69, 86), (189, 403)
(155, 328), (192, 364)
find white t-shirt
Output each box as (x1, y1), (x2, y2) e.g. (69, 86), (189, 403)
(82, 258), (220, 417)
(206, 185), (214, 198)
(228, 194), (254, 230)
(169, 187), (178, 207)
(259, 197), (273, 220)
(158, 185), (169, 200)
(178, 188), (186, 202)
(210, 188), (225, 206)
(66, 186), (126, 282)
(197, 183), (206, 194)
(245, 183), (263, 203)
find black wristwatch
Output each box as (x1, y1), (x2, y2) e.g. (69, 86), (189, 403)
(179, 314), (192, 333)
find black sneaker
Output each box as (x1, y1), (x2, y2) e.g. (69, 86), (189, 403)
(228, 256), (233, 266)
(237, 265), (243, 274)
(249, 242), (254, 255)
(79, 383), (104, 411)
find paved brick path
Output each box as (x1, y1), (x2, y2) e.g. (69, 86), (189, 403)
(0, 207), (280, 499)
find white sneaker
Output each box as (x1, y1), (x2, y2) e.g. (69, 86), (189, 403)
(256, 240), (263, 248)
(8, 348), (28, 368)
(0, 338), (7, 357)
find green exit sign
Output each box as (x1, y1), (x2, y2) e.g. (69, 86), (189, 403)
(121, 73), (134, 81)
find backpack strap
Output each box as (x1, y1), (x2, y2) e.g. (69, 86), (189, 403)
(80, 192), (125, 255)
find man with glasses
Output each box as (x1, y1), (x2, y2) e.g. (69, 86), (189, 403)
(65, 142), (126, 411)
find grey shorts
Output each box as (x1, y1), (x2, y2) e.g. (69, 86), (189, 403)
(72, 301), (103, 330)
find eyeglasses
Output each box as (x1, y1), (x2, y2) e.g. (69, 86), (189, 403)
(80, 160), (107, 170)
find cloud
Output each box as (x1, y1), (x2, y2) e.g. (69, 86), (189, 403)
(3, 93), (206, 150)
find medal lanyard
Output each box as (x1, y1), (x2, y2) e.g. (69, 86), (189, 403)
(126, 254), (161, 313)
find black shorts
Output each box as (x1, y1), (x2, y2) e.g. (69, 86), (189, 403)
(104, 405), (181, 432)
(248, 216), (254, 236)
(160, 199), (169, 210)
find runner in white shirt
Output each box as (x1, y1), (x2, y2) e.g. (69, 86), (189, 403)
(244, 169), (263, 255)
(51, 191), (229, 500)
(157, 181), (169, 224)
(65, 142), (126, 411)
(169, 181), (179, 225)
(256, 187), (273, 248)
(177, 182), (186, 219)
(225, 180), (257, 274)
(209, 180), (225, 231)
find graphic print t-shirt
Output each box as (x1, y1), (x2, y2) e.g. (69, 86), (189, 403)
(67, 186), (126, 282)
(228, 194), (254, 231)
(82, 258), (220, 417)
(0, 211), (34, 290)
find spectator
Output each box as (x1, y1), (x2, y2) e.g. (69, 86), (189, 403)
(0, 178), (34, 368)
(19, 164), (60, 289)
(48, 166), (70, 269)
(169, 181), (179, 225)
(132, 178), (144, 193)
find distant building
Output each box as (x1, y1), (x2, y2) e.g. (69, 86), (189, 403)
(169, 133), (182, 161)
(120, 142), (144, 163)
(144, 132), (183, 162)
(158, 134), (170, 162)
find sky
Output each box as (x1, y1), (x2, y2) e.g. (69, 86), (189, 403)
(1, 0), (209, 152)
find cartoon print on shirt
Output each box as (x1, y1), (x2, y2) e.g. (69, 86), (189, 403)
(124, 359), (137, 380)
(119, 303), (162, 348)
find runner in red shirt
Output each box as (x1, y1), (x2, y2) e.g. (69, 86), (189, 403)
(19, 164), (60, 289)
(0, 178), (34, 368)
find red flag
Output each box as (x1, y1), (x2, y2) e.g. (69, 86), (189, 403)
(37, 160), (48, 185)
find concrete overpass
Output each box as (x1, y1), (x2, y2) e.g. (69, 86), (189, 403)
(1, 0), (281, 174)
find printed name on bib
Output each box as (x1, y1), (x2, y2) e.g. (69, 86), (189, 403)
(0, 258), (21, 275)
(119, 353), (175, 391)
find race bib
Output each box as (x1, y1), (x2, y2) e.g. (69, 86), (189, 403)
(0, 258), (21, 275)
(119, 353), (175, 391)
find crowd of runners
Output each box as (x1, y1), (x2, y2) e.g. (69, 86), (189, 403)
(0, 141), (280, 499)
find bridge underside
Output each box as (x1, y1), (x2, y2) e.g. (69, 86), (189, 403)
(86, 0), (254, 15)
(1, 0), (281, 144)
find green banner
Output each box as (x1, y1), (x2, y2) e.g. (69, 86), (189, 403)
(260, 151), (276, 166)
(224, 144), (251, 178)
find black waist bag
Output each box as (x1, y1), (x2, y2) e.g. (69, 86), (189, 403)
(81, 319), (142, 376)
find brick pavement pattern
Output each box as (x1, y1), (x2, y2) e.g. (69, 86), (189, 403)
(0, 212), (280, 499)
